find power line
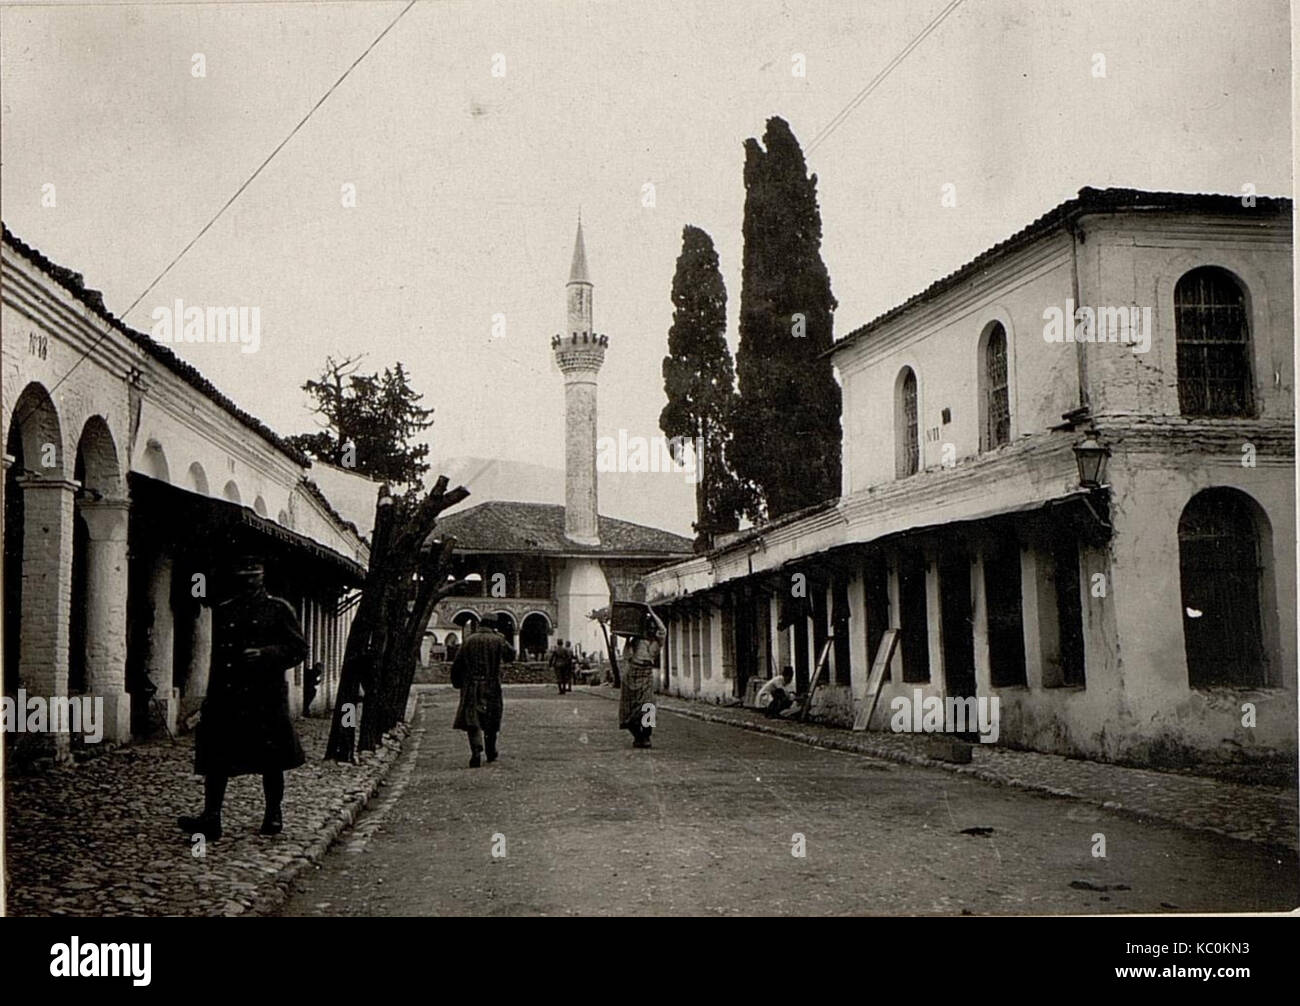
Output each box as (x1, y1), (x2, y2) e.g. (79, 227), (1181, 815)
(806, 0), (965, 155)
(14, 0), (418, 432)
(125, 0), (417, 322)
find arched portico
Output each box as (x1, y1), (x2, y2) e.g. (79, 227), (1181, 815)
(71, 416), (132, 742)
(4, 383), (76, 761)
(520, 611), (552, 660)
(493, 610), (517, 651)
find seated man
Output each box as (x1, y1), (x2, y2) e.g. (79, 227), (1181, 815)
(756, 668), (795, 718)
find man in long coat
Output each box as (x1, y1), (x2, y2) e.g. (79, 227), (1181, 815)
(451, 615), (514, 767)
(178, 554), (308, 840)
(549, 638), (573, 694)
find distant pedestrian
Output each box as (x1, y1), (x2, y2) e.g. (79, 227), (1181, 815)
(304, 661), (323, 716)
(450, 614), (515, 767)
(564, 640), (577, 687)
(179, 554), (308, 840)
(618, 608), (666, 748)
(549, 638), (573, 694)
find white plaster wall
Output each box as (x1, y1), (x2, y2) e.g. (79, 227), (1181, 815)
(838, 239), (1078, 496)
(555, 557), (609, 657)
(1080, 214), (1294, 419)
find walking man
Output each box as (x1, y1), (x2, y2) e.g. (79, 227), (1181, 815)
(550, 638), (575, 694)
(549, 638), (564, 693)
(451, 614), (515, 767)
(304, 660), (323, 716)
(179, 553), (308, 840)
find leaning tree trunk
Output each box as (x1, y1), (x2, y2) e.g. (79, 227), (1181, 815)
(360, 536), (459, 747)
(326, 476), (469, 761)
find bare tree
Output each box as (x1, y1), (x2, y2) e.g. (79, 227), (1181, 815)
(326, 476), (470, 761)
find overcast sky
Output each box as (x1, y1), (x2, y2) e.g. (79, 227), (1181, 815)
(2, 0), (1291, 536)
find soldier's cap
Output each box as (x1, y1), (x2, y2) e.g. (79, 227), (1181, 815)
(233, 553), (265, 573)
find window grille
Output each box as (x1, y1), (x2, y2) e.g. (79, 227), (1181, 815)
(1175, 267), (1254, 417)
(984, 323), (1010, 449)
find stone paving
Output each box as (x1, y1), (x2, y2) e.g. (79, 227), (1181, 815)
(584, 687), (1300, 854)
(4, 716), (407, 917)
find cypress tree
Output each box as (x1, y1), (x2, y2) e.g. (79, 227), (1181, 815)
(734, 116), (842, 519)
(660, 225), (756, 548)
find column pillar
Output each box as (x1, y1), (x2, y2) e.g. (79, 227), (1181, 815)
(183, 605), (212, 721)
(848, 570), (868, 700)
(971, 549), (992, 697)
(923, 544), (944, 696)
(886, 551), (902, 682)
(822, 583), (835, 683)
(77, 498), (132, 743)
(14, 476), (77, 762)
(144, 551), (177, 735)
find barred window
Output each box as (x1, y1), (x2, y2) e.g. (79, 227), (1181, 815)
(1175, 267), (1254, 417)
(983, 323), (1010, 449)
(896, 367), (919, 477)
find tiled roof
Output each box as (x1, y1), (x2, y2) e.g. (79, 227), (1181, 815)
(2, 224), (311, 467)
(432, 500), (693, 556)
(829, 186), (1293, 356)
(300, 477), (366, 544)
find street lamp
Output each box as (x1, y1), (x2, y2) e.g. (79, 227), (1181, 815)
(1073, 428), (1111, 489)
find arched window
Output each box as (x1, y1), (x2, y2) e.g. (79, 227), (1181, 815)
(895, 367), (919, 478)
(981, 322), (1010, 450)
(1178, 488), (1267, 688)
(1174, 267), (1254, 417)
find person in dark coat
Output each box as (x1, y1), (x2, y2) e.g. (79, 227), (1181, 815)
(178, 554), (308, 840)
(563, 640), (577, 687)
(549, 638), (573, 694)
(304, 660), (323, 716)
(450, 614), (514, 767)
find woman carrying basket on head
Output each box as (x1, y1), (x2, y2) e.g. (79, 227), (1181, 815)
(617, 607), (666, 749)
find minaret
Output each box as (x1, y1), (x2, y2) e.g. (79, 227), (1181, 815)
(551, 220), (607, 546)
(551, 219), (612, 657)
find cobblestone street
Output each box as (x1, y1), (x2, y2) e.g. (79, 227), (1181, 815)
(278, 687), (1299, 916)
(4, 717), (405, 917)
(635, 692), (1300, 853)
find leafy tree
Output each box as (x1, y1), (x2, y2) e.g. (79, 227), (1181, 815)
(288, 355), (434, 492)
(660, 225), (757, 547)
(734, 116), (842, 519)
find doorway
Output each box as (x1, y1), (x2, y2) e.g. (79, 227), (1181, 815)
(939, 550), (976, 700)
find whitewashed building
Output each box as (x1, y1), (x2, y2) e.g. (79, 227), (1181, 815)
(644, 188), (1295, 768)
(2, 227), (370, 763)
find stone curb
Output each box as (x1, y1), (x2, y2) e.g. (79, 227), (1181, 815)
(242, 706), (419, 918)
(578, 687), (1298, 855)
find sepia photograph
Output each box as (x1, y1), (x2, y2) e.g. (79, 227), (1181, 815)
(0, 0), (1296, 957)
